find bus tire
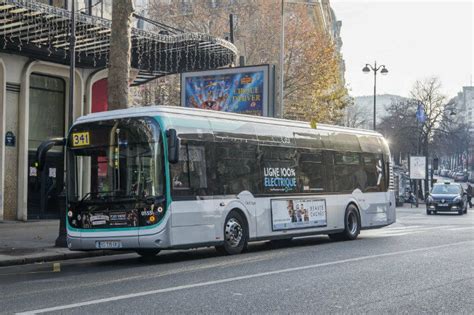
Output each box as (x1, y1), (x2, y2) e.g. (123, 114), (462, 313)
(328, 204), (360, 241)
(215, 210), (248, 255)
(136, 249), (161, 258)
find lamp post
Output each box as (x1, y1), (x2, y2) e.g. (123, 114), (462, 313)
(362, 61), (388, 130)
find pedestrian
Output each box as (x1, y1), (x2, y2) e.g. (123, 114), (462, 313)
(467, 183), (473, 208)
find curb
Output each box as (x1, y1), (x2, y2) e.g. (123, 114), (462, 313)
(0, 250), (130, 267)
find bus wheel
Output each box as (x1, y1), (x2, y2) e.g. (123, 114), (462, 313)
(136, 249), (161, 258)
(329, 205), (360, 241)
(216, 211), (248, 255)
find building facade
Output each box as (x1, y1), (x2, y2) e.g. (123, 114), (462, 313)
(0, 0), (236, 221)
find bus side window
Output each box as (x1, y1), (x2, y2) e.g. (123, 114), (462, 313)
(170, 143), (208, 199)
(297, 149), (325, 193)
(334, 152), (363, 192)
(362, 153), (379, 192)
(214, 141), (259, 195)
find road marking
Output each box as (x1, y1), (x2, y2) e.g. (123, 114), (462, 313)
(52, 263), (60, 273)
(446, 226), (474, 231)
(16, 240), (474, 315)
(362, 225), (457, 237)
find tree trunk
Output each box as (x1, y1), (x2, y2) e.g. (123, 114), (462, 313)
(108, 0), (134, 110)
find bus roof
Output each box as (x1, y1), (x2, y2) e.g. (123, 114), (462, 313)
(75, 105), (383, 138)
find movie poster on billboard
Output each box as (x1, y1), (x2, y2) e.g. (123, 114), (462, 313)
(181, 65), (269, 116)
(271, 199), (327, 231)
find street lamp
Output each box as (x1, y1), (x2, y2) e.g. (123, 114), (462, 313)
(362, 61), (388, 130)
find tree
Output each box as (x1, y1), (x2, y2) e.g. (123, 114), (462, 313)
(341, 98), (371, 129)
(377, 99), (419, 164)
(282, 6), (349, 125)
(136, 0), (349, 122)
(108, 0), (134, 110)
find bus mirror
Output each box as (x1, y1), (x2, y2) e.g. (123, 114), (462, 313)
(36, 137), (66, 171)
(166, 129), (179, 164)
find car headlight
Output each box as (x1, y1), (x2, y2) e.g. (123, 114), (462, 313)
(453, 196), (462, 203)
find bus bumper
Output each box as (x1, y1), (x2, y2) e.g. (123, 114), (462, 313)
(67, 226), (171, 251)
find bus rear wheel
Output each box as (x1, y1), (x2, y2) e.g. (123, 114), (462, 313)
(216, 211), (248, 255)
(136, 249), (161, 258)
(329, 204), (360, 241)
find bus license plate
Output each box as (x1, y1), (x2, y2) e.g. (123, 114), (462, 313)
(95, 241), (122, 249)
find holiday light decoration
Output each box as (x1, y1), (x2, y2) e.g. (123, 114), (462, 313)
(0, 0), (237, 85)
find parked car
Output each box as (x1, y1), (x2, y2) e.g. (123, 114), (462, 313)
(468, 171), (474, 183)
(454, 172), (467, 182)
(426, 182), (468, 215)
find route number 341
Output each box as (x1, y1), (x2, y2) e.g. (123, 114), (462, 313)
(72, 132), (90, 147)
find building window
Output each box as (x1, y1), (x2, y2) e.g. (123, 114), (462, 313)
(28, 74), (65, 152)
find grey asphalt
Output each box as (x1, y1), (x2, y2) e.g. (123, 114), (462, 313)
(1, 206), (473, 314)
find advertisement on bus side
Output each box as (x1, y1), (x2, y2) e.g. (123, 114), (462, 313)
(181, 65), (269, 116)
(271, 199), (327, 231)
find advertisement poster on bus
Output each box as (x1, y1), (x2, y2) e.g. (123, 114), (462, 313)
(409, 156), (426, 179)
(181, 65), (269, 116)
(271, 199), (327, 231)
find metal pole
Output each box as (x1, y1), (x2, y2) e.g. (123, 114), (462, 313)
(373, 61), (377, 131)
(279, 0), (285, 118)
(229, 14), (234, 44)
(68, 2), (75, 127)
(56, 0), (75, 248)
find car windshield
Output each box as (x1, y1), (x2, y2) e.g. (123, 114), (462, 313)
(67, 117), (164, 202)
(431, 185), (461, 195)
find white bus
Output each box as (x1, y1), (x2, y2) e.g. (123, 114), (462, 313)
(38, 106), (396, 257)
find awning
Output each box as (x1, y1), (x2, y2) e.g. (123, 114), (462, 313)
(0, 0), (238, 85)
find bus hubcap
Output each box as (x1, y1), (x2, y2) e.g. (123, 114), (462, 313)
(348, 212), (358, 235)
(225, 218), (243, 247)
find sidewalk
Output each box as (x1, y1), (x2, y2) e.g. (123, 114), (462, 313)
(0, 220), (120, 267)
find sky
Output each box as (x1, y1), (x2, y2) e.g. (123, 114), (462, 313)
(331, 0), (473, 99)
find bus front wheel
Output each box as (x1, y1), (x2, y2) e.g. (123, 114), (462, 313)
(216, 211), (248, 255)
(329, 204), (360, 241)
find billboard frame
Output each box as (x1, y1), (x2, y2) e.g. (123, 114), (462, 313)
(180, 64), (271, 117)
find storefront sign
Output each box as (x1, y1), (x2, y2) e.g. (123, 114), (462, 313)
(5, 131), (15, 147)
(271, 198), (327, 231)
(181, 65), (270, 116)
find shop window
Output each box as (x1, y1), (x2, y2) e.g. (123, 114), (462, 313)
(28, 74), (65, 152)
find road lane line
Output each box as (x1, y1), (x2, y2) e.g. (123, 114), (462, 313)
(16, 240), (474, 315)
(446, 226), (474, 231)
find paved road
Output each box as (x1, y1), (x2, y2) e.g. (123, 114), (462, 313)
(1, 206), (473, 314)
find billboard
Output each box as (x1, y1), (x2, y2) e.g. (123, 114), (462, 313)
(409, 156), (426, 179)
(181, 65), (270, 116)
(271, 198), (327, 231)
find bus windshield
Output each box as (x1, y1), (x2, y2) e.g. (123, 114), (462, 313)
(67, 117), (164, 203)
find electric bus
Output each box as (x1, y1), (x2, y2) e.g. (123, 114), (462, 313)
(37, 106), (396, 257)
